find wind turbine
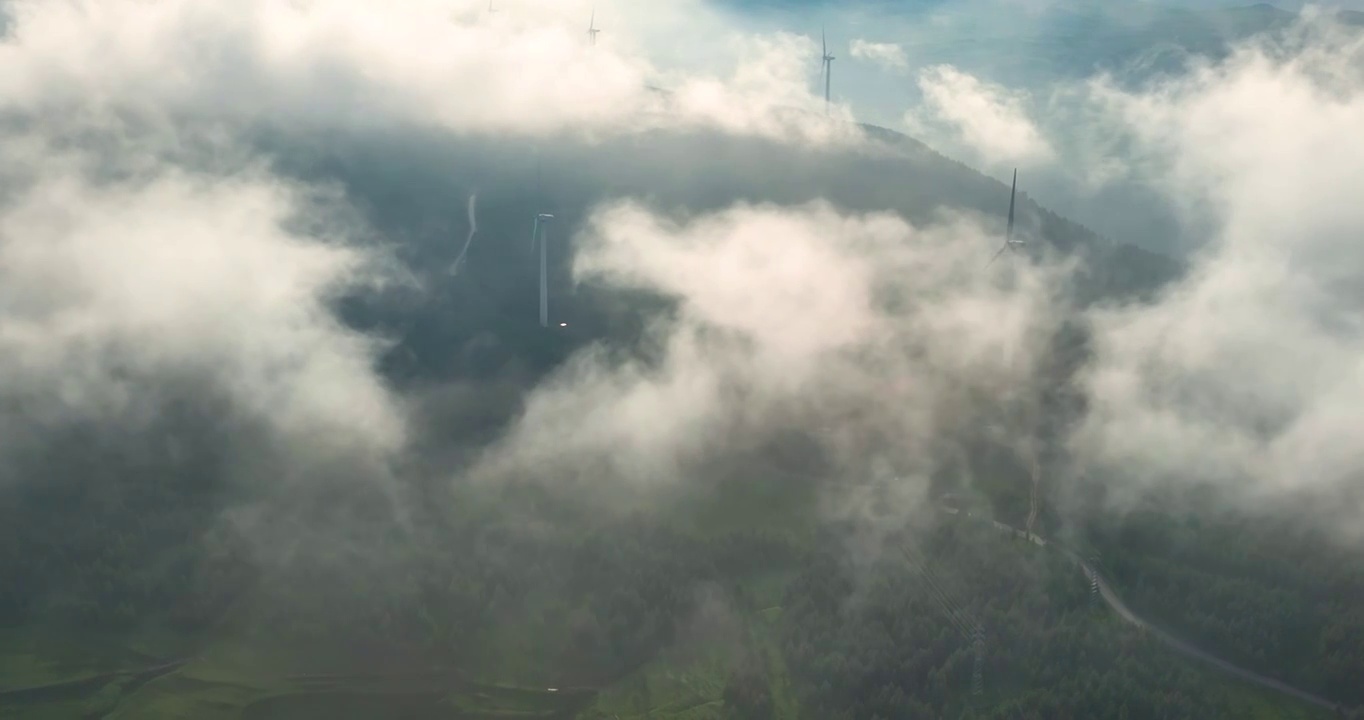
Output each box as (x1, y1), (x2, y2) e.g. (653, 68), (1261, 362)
(531, 213), (554, 327)
(450, 193), (478, 276)
(820, 28), (835, 114)
(986, 169), (1023, 267)
(588, 8), (600, 45)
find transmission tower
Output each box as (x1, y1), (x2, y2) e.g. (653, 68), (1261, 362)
(972, 627), (985, 697)
(1087, 551), (1102, 606)
(898, 542), (987, 699)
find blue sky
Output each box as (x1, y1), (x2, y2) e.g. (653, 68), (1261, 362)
(695, 0), (1361, 253)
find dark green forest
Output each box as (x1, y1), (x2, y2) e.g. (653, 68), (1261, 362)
(1089, 509), (1364, 708)
(2, 119), (1361, 720)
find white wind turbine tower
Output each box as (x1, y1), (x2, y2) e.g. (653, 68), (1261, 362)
(588, 8), (600, 45)
(820, 28), (836, 114)
(986, 168), (1023, 267)
(531, 213), (554, 327)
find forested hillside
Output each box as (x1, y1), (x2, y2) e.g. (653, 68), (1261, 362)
(1087, 509), (1364, 708)
(267, 120), (1180, 387)
(780, 519), (1334, 720)
(1, 114), (1358, 720)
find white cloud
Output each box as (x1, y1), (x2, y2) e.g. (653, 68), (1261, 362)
(1072, 17), (1364, 537)
(850, 39), (908, 72)
(906, 64), (1055, 167)
(0, 0), (862, 146)
(472, 200), (1065, 517)
(0, 147), (405, 481)
(33, 0), (1364, 550)
(0, 0), (887, 495)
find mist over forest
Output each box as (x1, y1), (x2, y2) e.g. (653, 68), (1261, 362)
(1, 1), (1362, 719)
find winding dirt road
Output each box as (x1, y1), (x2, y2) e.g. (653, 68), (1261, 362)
(1073, 552), (1339, 711)
(947, 506), (1343, 713)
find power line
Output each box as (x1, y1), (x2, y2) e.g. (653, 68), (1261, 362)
(895, 540), (987, 700)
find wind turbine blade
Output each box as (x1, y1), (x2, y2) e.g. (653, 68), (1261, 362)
(1006, 168), (1017, 243)
(822, 27), (827, 57)
(986, 243), (1008, 268)
(451, 192), (478, 275)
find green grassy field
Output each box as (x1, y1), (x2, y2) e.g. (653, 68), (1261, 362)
(1, 615), (1338, 719)
(0, 625), (589, 720)
(578, 565), (799, 720)
(0, 525), (1343, 720)
(581, 607), (797, 720)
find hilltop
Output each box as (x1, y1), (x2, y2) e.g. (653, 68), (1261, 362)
(3, 114), (1360, 720)
(722, 1), (1364, 88)
(258, 117), (1181, 390)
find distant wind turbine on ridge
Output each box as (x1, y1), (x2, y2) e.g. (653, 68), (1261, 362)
(820, 28), (835, 114)
(588, 8), (600, 45)
(986, 168), (1023, 268)
(531, 213), (554, 327)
